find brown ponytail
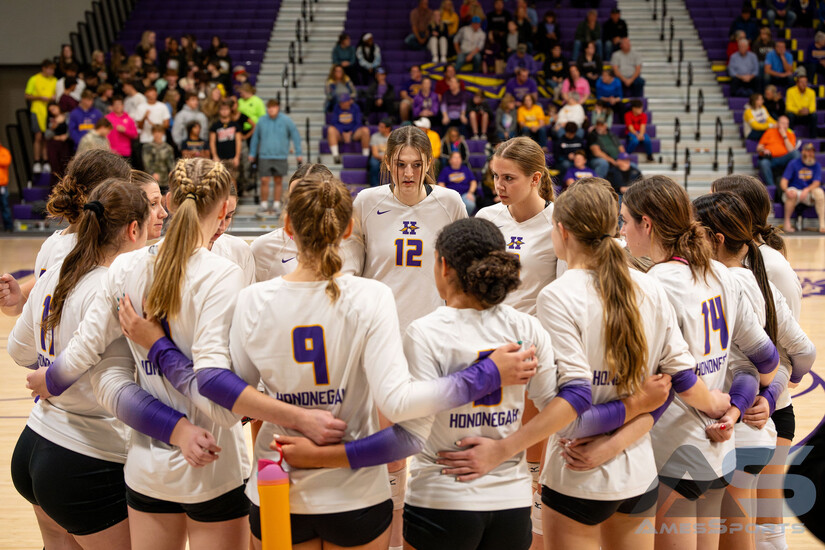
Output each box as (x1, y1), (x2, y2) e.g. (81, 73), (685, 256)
(492, 137), (556, 202)
(711, 174), (786, 256)
(44, 178), (149, 332)
(694, 192), (778, 343)
(145, 158), (232, 319)
(47, 150), (132, 225)
(554, 182), (648, 395)
(288, 163), (334, 186)
(286, 174), (353, 302)
(623, 175), (714, 283)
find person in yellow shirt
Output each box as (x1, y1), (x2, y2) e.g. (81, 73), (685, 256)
(785, 70), (817, 138)
(0, 141), (11, 231)
(441, 0), (460, 38)
(743, 93), (776, 141)
(517, 94), (547, 147)
(24, 59), (57, 174)
(414, 117), (442, 170)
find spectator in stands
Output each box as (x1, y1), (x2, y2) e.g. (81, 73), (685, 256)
(136, 30), (156, 62)
(428, 10), (450, 64)
(180, 34), (202, 69)
(441, 78), (468, 131)
(602, 8), (628, 59)
(110, 44), (127, 77)
(454, 16), (486, 72)
(56, 44), (75, 79)
(105, 95), (138, 160)
(76, 117), (112, 154)
(536, 10), (559, 52)
(180, 122), (210, 159)
(55, 64), (84, 103)
(172, 92), (208, 148)
(468, 90), (493, 140)
(460, 0), (485, 25)
(45, 103), (70, 184)
(399, 65), (424, 122)
(356, 33), (382, 84)
(212, 43), (232, 76)
(590, 98), (613, 128)
(0, 141), (10, 232)
(786, 68), (818, 137)
(752, 26), (775, 65)
(513, 4), (534, 49)
(611, 37), (645, 97)
(501, 21), (520, 61)
(159, 38), (185, 75)
(595, 67), (623, 115)
(608, 151), (642, 197)
(438, 151), (478, 214)
(517, 94), (547, 147)
(779, 141), (825, 232)
(201, 85), (223, 122)
(160, 69), (184, 106)
(561, 65), (591, 104)
(249, 98), (302, 216)
(764, 84), (786, 118)
(58, 77), (79, 113)
(206, 35), (222, 62)
(543, 43), (568, 99)
(368, 118), (392, 186)
(230, 96), (254, 192)
(94, 84), (113, 115)
(505, 67), (538, 106)
(332, 33), (358, 82)
(406, 0), (433, 51)
(495, 93), (518, 143)
(68, 90), (103, 149)
(744, 93), (776, 141)
(210, 98), (242, 180)
(89, 49), (109, 83)
(123, 80), (147, 120)
(726, 30), (748, 61)
(805, 31), (825, 85)
(26, 59), (57, 173)
(729, 6), (759, 42)
(143, 48), (160, 76)
(439, 125), (470, 166)
(142, 124), (175, 188)
(563, 150), (597, 189)
(765, 40), (795, 89)
(728, 38), (760, 97)
(798, 0), (821, 28)
(413, 78), (440, 128)
(414, 117), (442, 158)
(757, 114), (800, 186)
(238, 84), (265, 127)
(325, 64), (357, 113)
(577, 41), (603, 89)
(624, 99), (654, 162)
(365, 67), (397, 121)
(505, 43), (540, 75)
(767, 0), (799, 28)
(441, 0), (460, 39)
(573, 9), (602, 61)
(327, 93), (370, 163)
(487, 0), (512, 46)
(588, 117), (625, 177)
(554, 92), (586, 139)
(554, 121), (587, 175)
(435, 65), (465, 97)
(135, 86), (170, 146)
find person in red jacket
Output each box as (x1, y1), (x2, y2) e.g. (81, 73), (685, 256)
(0, 142), (12, 231)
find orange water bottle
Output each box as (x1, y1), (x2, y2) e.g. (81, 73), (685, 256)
(258, 445), (292, 550)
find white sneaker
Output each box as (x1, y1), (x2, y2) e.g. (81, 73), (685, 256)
(271, 200), (282, 215)
(33, 162), (42, 174)
(480, 134), (488, 141)
(432, 56), (439, 64)
(440, 56), (447, 63)
(256, 205), (268, 218)
(472, 134), (480, 140)
(42, 162), (51, 173)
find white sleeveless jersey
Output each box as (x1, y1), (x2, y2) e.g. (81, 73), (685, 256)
(402, 304), (559, 511)
(475, 203), (558, 315)
(649, 261), (775, 480)
(341, 185), (467, 332)
(538, 269), (695, 500)
(250, 228), (298, 281)
(7, 265), (131, 463)
(34, 230), (77, 278)
(211, 233), (256, 286)
(61, 245), (248, 503)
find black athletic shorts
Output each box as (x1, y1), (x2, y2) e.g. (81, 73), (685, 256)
(11, 426), (128, 536)
(772, 403), (796, 442)
(250, 499), (392, 546)
(403, 504), (531, 550)
(658, 475), (730, 501)
(735, 446), (777, 475)
(126, 483), (249, 522)
(541, 485), (658, 526)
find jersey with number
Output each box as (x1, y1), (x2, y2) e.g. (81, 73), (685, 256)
(34, 230), (77, 278)
(649, 261), (776, 480)
(341, 185), (467, 332)
(538, 269), (695, 500)
(759, 245), (801, 321)
(403, 304), (558, 511)
(7, 265), (131, 463)
(475, 203), (558, 315)
(250, 228), (298, 281)
(61, 244), (248, 503)
(211, 233), (255, 286)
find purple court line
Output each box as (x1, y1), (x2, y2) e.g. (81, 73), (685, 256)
(10, 270), (34, 280)
(792, 370), (825, 450)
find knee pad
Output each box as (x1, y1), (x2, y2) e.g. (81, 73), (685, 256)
(531, 490), (543, 536)
(755, 523), (788, 550)
(388, 465), (407, 511)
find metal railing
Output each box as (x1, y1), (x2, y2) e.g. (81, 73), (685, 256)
(727, 147), (734, 174)
(695, 89), (705, 140)
(653, 0), (658, 20)
(713, 117), (723, 171)
(301, 0), (314, 23)
(282, 64), (291, 113)
(305, 118), (312, 164)
(676, 40), (684, 86)
(295, 20), (304, 63)
(685, 62), (694, 112)
(684, 148), (691, 190)
(668, 18), (675, 62)
(672, 118), (681, 170)
(660, 0), (667, 41)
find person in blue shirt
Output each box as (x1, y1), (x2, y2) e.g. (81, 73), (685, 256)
(779, 142), (825, 232)
(728, 39), (760, 97)
(563, 149), (597, 189)
(437, 151), (478, 214)
(595, 68), (623, 118)
(765, 40), (795, 89)
(68, 90), (103, 149)
(332, 33), (358, 82)
(327, 93), (370, 164)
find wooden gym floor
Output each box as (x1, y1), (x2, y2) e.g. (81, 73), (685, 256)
(0, 235), (823, 549)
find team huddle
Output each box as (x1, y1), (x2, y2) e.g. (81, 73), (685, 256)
(0, 125), (816, 550)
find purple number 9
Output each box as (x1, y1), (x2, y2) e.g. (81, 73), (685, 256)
(292, 325), (329, 385)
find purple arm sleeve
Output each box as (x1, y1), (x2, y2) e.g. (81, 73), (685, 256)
(113, 384), (184, 444)
(196, 368), (249, 410)
(345, 425), (425, 469)
(441, 357), (502, 408)
(759, 382), (783, 416)
(671, 369), (698, 393)
(729, 372), (759, 418)
(650, 389), (675, 423)
(45, 352), (76, 396)
(567, 399), (625, 439)
(557, 379), (592, 416)
(748, 341), (779, 374)
(790, 349), (816, 384)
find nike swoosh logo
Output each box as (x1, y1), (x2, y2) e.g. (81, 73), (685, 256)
(377, 210), (391, 215)
(282, 257), (295, 263)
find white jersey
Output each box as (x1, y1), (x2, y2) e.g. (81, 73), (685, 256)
(61, 245), (248, 503)
(211, 233), (256, 286)
(475, 203), (558, 315)
(403, 304), (558, 511)
(341, 184), (467, 332)
(760, 245), (802, 321)
(250, 228), (298, 281)
(232, 275), (493, 513)
(34, 229), (77, 278)
(538, 269), (695, 500)
(649, 261), (776, 480)
(7, 265), (130, 463)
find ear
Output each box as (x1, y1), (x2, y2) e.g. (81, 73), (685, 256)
(342, 217), (354, 240)
(218, 199), (228, 220)
(439, 255), (451, 280)
(283, 212), (294, 239)
(714, 232), (725, 246)
(126, 220), (140, 243)
(641, 215), (654, 236)
(556, 221), (569, 241)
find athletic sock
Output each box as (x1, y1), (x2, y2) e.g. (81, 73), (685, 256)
(755, 523), (788, 550)
(330, 145), (339, 156)
(362, 147), (369, 156)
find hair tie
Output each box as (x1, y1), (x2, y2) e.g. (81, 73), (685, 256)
(83, 200), (105, 221)
(599, 234), (611, 241)
(185, 192), (197, 201)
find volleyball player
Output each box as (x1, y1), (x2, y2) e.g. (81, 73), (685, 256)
(208, 183), (256, 286)
(130, 169), (169, 240)
(694, 192), (815, 550)
(0, 150), (131, 317)
(621, 176), (780, 550)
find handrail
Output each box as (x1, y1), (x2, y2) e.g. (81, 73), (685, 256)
(282, 63), (291, 113)
(671, 117), (681, 170)
(712, 116), (723, 171)
(684, 147), (691, 191)
(85, 10), (103, 53)
(695, 89), (704, 140)
(305, 117), (311, 165)
(660, 0), (667, 41)
(287, 41), (297, 88)
(727, 147), (734, 175)
(295, 20), (303, 63)
(685, 62), (693, 112)
(668, 18), (675, 62)
(676, 40), (684, 86)
(653, 0), (657, 20)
